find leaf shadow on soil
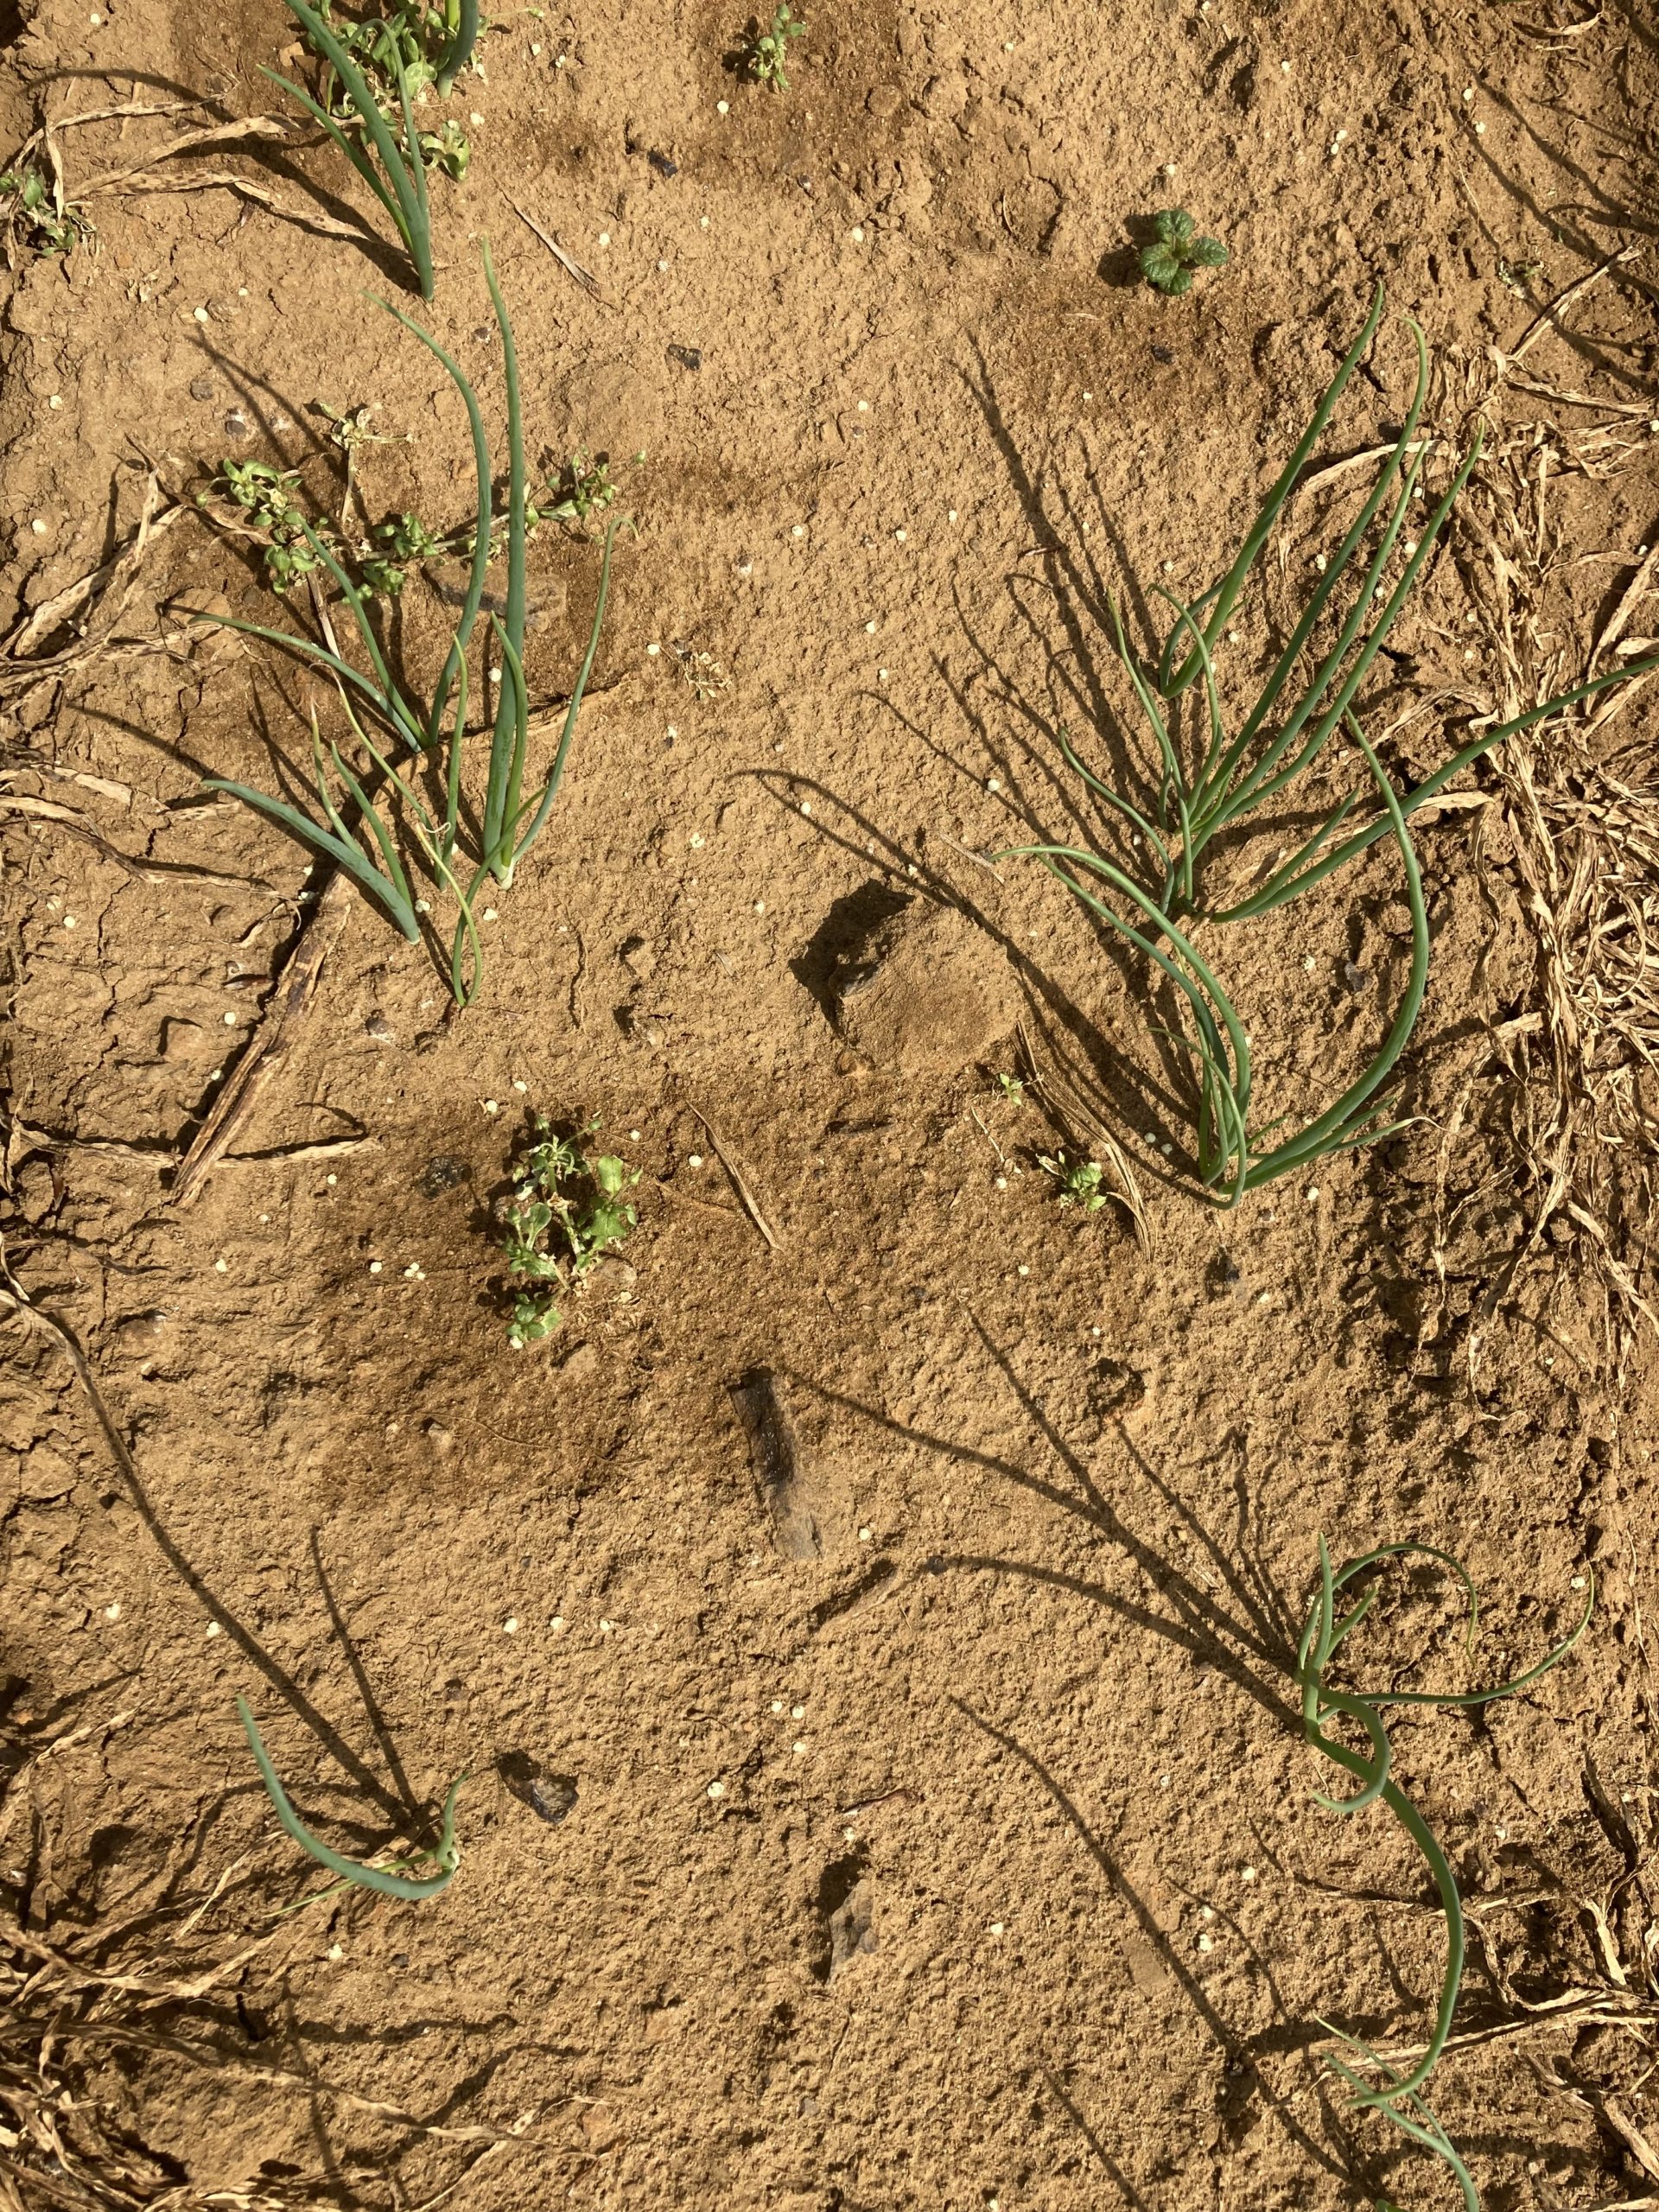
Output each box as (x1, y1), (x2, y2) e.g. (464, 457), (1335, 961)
(747, 763), (1206, 1203)
(25, 65), (416, 298)
(19, 1294), (452, 1853)
(1469, 92), (1657, 396)
(788, 1314), (1472, 2209)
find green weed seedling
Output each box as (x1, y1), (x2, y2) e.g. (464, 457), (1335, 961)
(200, 239), (620, 1007)
(361, 508), (450, 595)
(307, 0), (480, 97)
(1039, 1151), (1108, 1212)
(266, 0), (440, 298)
(997, 285), (1659, 1204)
(0, 164), (92, 259)
(1297, 1541), (1592, 2209)
(207, 458), (339, 589)
(238, 1695), (466, 1901)
(535, 448), (639, 532)
(503, 1114), (639, 1348)
(1137, 208), (1227, 296)
(994, 1070), (1026, 1103)
(745, 3), (804, 90)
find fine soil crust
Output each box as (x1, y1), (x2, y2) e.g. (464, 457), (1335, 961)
(3, 0), (1659, 2205)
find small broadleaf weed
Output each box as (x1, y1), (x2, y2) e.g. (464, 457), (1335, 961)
(0, 165), (92, 259)
(1138, 208), (1228, 296)
(502, 1115), (640, 1347)
(1039, 1152), (1108, 1212)
(745, 3), (804, 89)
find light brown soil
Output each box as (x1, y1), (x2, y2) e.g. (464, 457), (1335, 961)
(3, 0), (1659, 2204)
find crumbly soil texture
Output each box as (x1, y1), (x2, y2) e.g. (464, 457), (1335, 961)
(3, 0), (1659, 2205)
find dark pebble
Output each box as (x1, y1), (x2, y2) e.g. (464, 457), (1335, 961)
(647, 148), (678, 180)
(666, 343), (702, 372)
(419, 1154), (469, 1198)
(497, 1752), (579, 1825)
(189, 374), (215, 400)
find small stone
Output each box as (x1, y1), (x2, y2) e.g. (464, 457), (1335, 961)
(365, 1011), (395, 1041)
(188, 373), (214, 401)
(113, 1307), (168, 1347)
(918, 71), (966, 120)
(419, 1154), (468, 1198)
(425, 1421), (454, 1454)
(558, 1341), (601, 1385)
(825, 1872), (877, 1980)
(866, 83), (902, 118)
(499, 1755), (577, 1821)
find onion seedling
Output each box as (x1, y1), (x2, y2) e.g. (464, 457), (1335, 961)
(998, 287), (1659, 1203)
(238, 1696), (466, 1900)
(1297, 1541), (1592, 2209)
(200, 240), (619, 1007)
(266, 0), (437, 299)
(435, 0), (478, 92)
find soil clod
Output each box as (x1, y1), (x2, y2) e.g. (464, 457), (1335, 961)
(827, 897), (1016, 1075)
(817, 1856), (877, 1982)
(497, 1753), (579, 1826)
(419, 1154), (468, 1198)
(729, 1367), (824, 1560)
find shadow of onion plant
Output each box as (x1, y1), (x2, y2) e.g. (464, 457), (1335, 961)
(1298, 1539), (1592, 2209)
(200, 238), (616, 1007)
(998, 285), (1659, 1205)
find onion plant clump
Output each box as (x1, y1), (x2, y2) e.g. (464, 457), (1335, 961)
(998, 285), (1659, 1205)
(200, 240), (619, 1007)
(238, 1696), (466, 1900)
(267, 0), (472, 299)
(1298, 1541), (1592, 2209)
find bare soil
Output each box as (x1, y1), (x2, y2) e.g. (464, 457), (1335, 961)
(4, 0), (1659, 2205)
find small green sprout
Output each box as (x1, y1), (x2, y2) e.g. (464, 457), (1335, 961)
(532, 448), (637, 532)
(1039, 1151), (1108, 1212)
(238, 1694), (466, 1900)
(420, 115), (471, 179)
(745, 3), (804, 90)
(994, 1071), (1025, 1102)
(502, 1115), (640, 1347)
(1497, 256), (1544, 296)
(207, 458), (338, 588)
(0, 165), (92, 258)
(1137, 208), (1228, 296)
(361, 509), (449, 594)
